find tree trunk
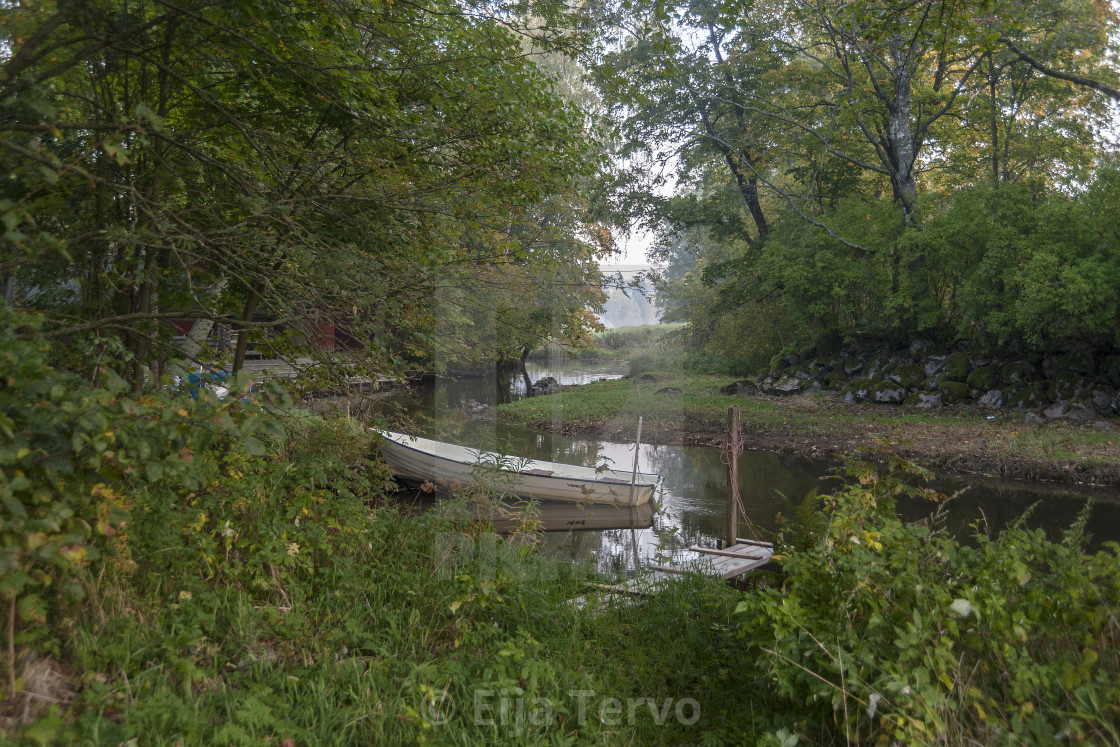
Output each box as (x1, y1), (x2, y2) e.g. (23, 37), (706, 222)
(232, 286), (260, 374)
(130, 17), (177, 392)
(130, 247), (160, 392)
(988, 51), (1000, 183)
(887, 56), (918, 223)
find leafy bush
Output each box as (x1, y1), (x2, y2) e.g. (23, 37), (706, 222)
(737, 457), (1120, 744)
(661, 166), (1120, 361)
(0, 316), (282, 672)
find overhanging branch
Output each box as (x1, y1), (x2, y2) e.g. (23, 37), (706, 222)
(1000, 36), (1120, 102)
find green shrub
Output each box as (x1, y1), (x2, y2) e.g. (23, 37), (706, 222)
(736, 458), (1120, 744)
(0, 316), (284, 674)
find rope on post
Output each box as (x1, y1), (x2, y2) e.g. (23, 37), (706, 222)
(722, 405), (758, 546)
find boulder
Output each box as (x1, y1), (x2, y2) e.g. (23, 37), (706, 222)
(719, 380), (759, 396)
(1095, 420), (1113, 431)
(806, 381), (823, 394)
(843, 391), (858, 404)
(916, 392), (942, 409)
(888, 364), (926, 390)
(1059, 350), (1097, 376)
(1001, 361), (1037, 385)
(872, 380), (906, 404)
(462, 399), (493, 418)
(908, 338), (935, 361)
(824, 368), (849, 388)
(976, 389), (1003, 409)
(1066, 403), (1096, 422)
(1043, 403), (1067, 420)
(791, 366), (812, 381)
(1024, 412), (1043, 426)
(924, 357), (947, 377)
(844, 361), (864, 376)
(943, 352), (972, 382)
(1042, 355), (1060, 379)
(532, 376), (561, 394)
(656, 387), (683, 396)
(966, 365), (1000, 391)
(1087, 384), (1117, 415)
(774, 376), (804, 394)
(937, 380), (972, 404)
(1100, 356), (1120, 387)
(1006, 382), (1047, 409)
(866, 356), (889, 380)
(1048, 370), (1085, 403)
(843, 378), (875, 401)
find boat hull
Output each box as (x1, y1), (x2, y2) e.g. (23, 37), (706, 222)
(375, 430), (661, 506)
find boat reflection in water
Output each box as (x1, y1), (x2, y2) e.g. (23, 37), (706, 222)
(471, 499), (655, 533)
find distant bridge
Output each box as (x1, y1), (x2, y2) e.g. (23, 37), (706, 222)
(599, 264), (650, 274)
(598, 264), (652, 282)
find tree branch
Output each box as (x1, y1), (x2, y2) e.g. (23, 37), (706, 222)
(999, 36), (1120, 102)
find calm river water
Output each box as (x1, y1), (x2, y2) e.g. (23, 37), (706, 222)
(377, 360), (1120, 572)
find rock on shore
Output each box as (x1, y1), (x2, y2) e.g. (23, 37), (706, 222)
(731, 341), (1119, 419)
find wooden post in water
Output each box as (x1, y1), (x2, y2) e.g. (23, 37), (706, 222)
(628, 416), (644, 572)
(725, 405), (740, 550)
(628, 416), (644, 507)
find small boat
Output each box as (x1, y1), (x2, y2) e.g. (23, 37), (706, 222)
(374, 430), (662, 506)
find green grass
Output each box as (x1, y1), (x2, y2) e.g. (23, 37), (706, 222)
(52, 513), (758, 745)
(13, 409), (1120, 745)
(15, 415), (774, 745)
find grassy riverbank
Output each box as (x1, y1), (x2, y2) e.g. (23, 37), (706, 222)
(8, 338), (1119, 744)
(3, 403), (758, 744)
(497, 375), (1120, 485)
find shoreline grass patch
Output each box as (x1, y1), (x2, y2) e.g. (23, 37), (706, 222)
(497, 375), (1120, 485)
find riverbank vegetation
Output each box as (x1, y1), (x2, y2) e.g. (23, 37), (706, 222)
(4, 328), (1119, 742)
(498, 376), (1120, 484)
(6, 0), (1120, 742)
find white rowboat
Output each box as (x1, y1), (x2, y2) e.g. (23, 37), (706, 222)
(375, 430), (662, 506)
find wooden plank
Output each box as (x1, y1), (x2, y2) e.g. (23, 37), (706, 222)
(698, 555), (727, 571)
(719, 555), (774, 580)
(688, 545), (770, 560)
(646, 563), (691, 575)
(736, 538), (775, 549)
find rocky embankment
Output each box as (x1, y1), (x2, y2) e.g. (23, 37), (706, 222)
(725, 341), (1119, 424)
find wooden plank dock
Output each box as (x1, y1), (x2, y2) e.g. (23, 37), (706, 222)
(573, 405), (778, 612)
(649, 539), (774, 580)
(572, 538), (775, 611)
